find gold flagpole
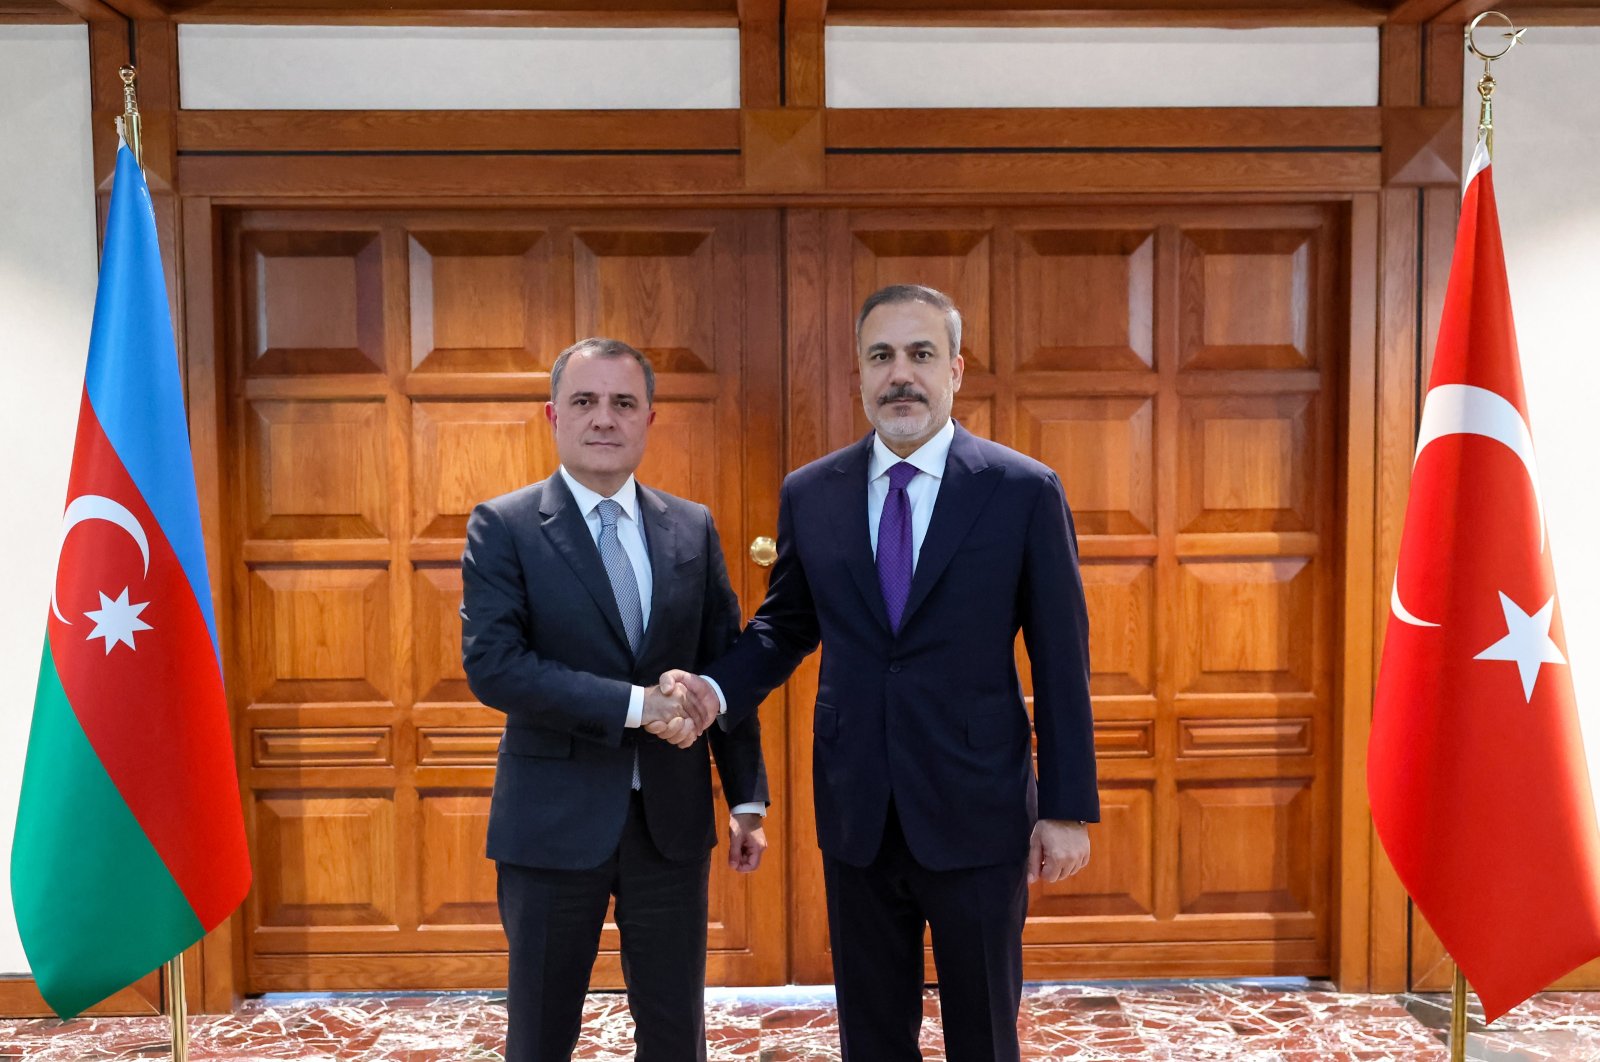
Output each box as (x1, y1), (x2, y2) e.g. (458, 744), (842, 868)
(114, 60), (183, 1061)
(1444, 15), (1524, 1062)
(1465, 10), (1526, 162)
(167, 952), (189, 1062)
(115, 65), (143, 169)
(1450, 965), (1469, 1062)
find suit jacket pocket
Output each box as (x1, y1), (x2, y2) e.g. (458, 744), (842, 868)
(503, 725), (574, 759)
(967, 711), (1022, 748)
(813, 704), (839, 740)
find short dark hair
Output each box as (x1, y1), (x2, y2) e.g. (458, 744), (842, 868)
(854, 284), (963, 357)
(549, 337), (656, 405)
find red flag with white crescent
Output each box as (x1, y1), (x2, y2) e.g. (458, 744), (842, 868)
(1370, 139), (1600, 1021)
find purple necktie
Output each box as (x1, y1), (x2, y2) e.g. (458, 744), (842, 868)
(878, 462), (919, 633)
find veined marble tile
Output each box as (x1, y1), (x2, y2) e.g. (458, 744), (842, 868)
(0, 982), (1589, 1060)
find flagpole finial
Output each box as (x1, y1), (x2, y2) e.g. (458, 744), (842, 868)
(1465, 11), (1526, 160)
(117, 65), (143, 171)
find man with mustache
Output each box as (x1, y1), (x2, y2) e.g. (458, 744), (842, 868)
(658, 286), (1097, 1061)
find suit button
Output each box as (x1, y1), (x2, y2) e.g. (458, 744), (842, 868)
(889, 663), (903, 674)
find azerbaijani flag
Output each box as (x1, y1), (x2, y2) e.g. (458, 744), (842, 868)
(10, 143), (250, 1018)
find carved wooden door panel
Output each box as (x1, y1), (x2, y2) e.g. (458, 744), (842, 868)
(786, 203), (1341, 981)
(223, 207), (784, 991)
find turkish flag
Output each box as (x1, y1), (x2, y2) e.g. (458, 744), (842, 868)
(1369, 140), (1600, 1021)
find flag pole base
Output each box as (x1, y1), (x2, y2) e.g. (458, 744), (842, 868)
(1450, 964), (1470, 1062)
(166, 953), (189, 1062)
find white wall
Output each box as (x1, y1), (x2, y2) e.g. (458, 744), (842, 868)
(826, 27), (1379, 107)
(179, 25), (740, 109)
(1462, 31), (1600, 806)
(0, 25), (98, 976)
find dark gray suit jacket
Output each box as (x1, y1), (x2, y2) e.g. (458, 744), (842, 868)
(462, 472), (768, 870)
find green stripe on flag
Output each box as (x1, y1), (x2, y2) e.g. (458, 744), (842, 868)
(10, 639), (205, 1018)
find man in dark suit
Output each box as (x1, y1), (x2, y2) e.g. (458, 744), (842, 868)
(461, 337), (769, 1062)
(666, 286), (1097, 1062)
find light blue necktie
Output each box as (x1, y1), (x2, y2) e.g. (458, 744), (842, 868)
(596, 499), (645, 789)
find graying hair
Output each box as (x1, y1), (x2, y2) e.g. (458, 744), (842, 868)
(854, 284), (963, 358)
(549, 337), (656, 405)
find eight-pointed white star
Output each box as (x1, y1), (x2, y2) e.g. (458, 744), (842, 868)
(1474, 591), (1567, 702)
(82, 587), (153, 655)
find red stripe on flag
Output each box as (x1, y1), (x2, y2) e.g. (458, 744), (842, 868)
(47, 392), (249, 931)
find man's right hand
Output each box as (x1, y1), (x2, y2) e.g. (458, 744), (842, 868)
(660, 670), (721, 730)
(642, 681), (698, 750)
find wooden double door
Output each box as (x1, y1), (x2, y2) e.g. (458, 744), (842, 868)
(219, 200), (1343, 991)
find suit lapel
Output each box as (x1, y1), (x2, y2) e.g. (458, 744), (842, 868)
(538, 473), (633, 655)
(634, 483), (679, 663)
(831, 434), (893, 636)
(900, 425), (1004, 629)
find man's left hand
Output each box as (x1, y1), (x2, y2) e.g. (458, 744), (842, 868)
(728, 813), (767, 873)
(1027, 819), (1090, 884)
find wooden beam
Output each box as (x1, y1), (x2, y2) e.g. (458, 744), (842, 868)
(49, 0), (126, 20)
(177, 152), (744, 197)
(1424, 0), (1600, 23)
(0, 1), (80, 21)
(176, 109), (743, 153)
(164, 0), (736, 24)
(783, 9), (825, 107)
(826, 150), (1380, 193)
(738, 1), (780, 108)
(1384, 0), (1456, 25)
(826, 0), (1388, 25)
(828, 107), (1383, 151)
(102, 0), (169, 17)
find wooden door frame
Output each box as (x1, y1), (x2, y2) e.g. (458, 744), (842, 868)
(0, 9), (1466, 1018)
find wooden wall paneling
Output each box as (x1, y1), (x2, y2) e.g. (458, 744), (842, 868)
(175, 110), (744, 154)
(739, 0), (781, 109)
(788, 204), (1341, 981)
(85, 18), (127, 218)
(1336, 193), (1379, 992)
(825, 153), (1382, 196)
(1405, 23), (1469, 995)
(3, 3), (83, 22)
(782, 208), (839, 984)
(223, 208), (787, 992)
(0, 978), (160, 1019)
(180, 195), (247, 1013)
(178, 155), (746, 200)
(826, 108), (1383, 151)
(1367, 22), (1423, 996)
(783, 0), (826, 108)
(735, 210), (788, 982)
(158, 2), (738, 25)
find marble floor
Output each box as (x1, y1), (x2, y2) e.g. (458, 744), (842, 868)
(2, 981), (1599, 1061)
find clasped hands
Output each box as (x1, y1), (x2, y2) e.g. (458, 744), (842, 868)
(642, 669), (720, 749)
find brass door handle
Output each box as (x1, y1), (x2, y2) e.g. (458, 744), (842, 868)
(749, 536), (777, 567)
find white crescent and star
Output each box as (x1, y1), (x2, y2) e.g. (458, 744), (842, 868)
(50, 494), (154, 654)
(1389, 383), (1566, 703)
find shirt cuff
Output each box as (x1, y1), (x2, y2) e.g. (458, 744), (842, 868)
(702, 674), (729, 716)
(729, 802), (767, 818)
(625, 685), (645, 728)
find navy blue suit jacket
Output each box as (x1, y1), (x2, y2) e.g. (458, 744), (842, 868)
(461, 473), (768, 870)
(707, 424), (1096, 871)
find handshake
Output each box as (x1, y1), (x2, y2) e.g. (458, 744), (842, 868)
(643, 670), (722, 749)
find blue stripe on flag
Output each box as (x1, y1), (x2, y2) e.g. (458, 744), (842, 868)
(82, 145), (221, 663)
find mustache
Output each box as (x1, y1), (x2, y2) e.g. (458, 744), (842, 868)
(878, 385), (929, 406)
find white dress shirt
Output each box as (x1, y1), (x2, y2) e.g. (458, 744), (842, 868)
(560, 467), (764, 818)
(699, 419), (957, 773)
(867, 417), (955, 569)
(560, 467), (652, 733)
